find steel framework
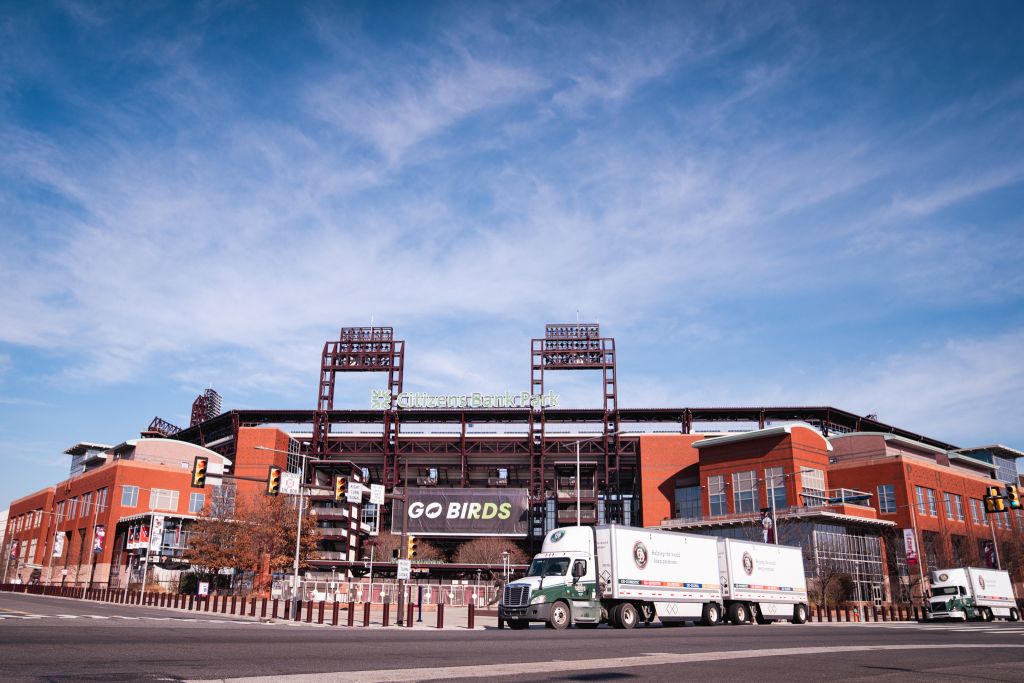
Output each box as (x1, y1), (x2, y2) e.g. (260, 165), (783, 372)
(530, 324), (623, 524)
(189, 389), (223, 428)
(310, 327), (405, 486)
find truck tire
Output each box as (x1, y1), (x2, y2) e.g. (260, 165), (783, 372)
(1009, 608), (1019, 622)
(728, 602), (750, 625)
(549, 601), (571, 630)
(792, 603), (808, 624)
(700, 603), (721, 626)
(614, 602), (639, 629)
(506, 620), (529, 630)
(980, 608), (993, 622)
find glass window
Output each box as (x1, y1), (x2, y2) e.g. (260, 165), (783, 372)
(96, 488), (108, 512)
(916, 486), (937, 516)
(189, 493), (205, 514)
(765, 467), (787, 509)
(952, 494), (964, 521)
(121, 486), (139, 508)
(943, 492), (954, 519)
(149, 489), (179, 512)
(674, 485), (701, 519)
(81, 492), (92, 518)
(800, 467), (826, 507)
(708, 475), (726, 516)
(67, 497), (78, 518)
(732, 470), (759, 514)
(877, 484), (896, 513)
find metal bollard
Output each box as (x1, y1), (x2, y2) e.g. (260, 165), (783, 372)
(272, 599), (279, 619)
(363, 602), (371, 627)
(406, 600), (413, 628)
(212, 595), (219, 612)
(844, 606), (850, 622)
(437, 602), (445, 629)
(294, 599), (303, 622)
(382, 602), (390, 627)
(332, 601), (339, 626)
(261, 598), (267, 619)
(318, 601), (325, 624)
(306, 600), (313, 623)
(222, 596), (228, 614)
(348, 602), (356, 627)
(251, 597), (257, 617)
(231, 596), (237, 614)
(468, 603), (475, 630)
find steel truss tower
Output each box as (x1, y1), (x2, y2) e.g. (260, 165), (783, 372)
(311, 327), (405, 486)
(531, 323), (622, 530)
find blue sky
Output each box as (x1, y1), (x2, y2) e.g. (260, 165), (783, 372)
(1, 1), (1023, 509)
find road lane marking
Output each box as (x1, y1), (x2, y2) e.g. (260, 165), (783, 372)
(187, 644), (1024, 683)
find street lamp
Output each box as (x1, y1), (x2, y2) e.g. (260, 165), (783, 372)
(570, 432), (621, 526)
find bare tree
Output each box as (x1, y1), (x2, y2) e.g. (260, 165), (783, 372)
(367, 531), (444, 562)
(452, 537), (529, 575)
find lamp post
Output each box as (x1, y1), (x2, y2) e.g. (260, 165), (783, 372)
(570, 432), (621, 526)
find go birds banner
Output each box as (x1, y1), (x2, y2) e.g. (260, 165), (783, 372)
(391, 488), (530, 537)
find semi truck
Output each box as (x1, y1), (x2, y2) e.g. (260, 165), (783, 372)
(927, 567), (1019, 622)
(499, 524), (809, 629)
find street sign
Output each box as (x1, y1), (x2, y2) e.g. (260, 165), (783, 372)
(396, 559), (411, 580)
(280, 472), (301, 496)
(370, 484), (385, 505)
(346, 481), (363, 504)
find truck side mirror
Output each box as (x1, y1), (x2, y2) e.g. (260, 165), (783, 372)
(572, 561), (586, 580)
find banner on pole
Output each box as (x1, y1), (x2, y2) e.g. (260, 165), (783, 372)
(391, 488), (529, 537)
(903, 528), (918, 566)
(52, 531), (66, 558)
(149, 516), (164, 553)
(93, 525), (106, 554)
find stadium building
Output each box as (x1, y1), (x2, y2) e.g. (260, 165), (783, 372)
(4, 323), (1023, 606)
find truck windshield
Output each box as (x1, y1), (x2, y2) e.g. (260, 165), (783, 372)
(933, 587), (959, 596)
(527, 557), (570, 577)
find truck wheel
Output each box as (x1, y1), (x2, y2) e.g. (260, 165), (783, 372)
(793, 603), (808, 624)
(981, 608), (993, 622)
(549, 601), (571, 630)
(613, 602), (638, 629)
(1009, 609), (1019, 622)
(728, 602), (750, 625)
(700, 603), (721, 626)
(507, 620), (529, 630)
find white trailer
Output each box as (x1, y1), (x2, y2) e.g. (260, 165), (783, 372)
(596, 525), (724, 626)
(928, 567), (1019, 622)
(717, 538), (810, 624)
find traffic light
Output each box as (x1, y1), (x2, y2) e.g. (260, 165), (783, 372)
(334, 476), (346, 502)
(267, 466), (282, 496)
(1006, 484), (1021, 510)
(984, 486), (1005, 514)
(191, 456), (208, 489)
(406, 535), (417, 560)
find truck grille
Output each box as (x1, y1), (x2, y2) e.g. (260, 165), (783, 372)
(503, 585), (530, 607)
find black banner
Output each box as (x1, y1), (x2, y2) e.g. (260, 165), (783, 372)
(391, 488), (530, 537)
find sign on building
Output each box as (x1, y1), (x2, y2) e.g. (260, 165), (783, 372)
(52, 531), (65, 558)
(903, 528), (918, 566)
(391, 488), (530, 537)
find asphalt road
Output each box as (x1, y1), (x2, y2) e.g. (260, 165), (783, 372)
(3, 592), (1024, 682)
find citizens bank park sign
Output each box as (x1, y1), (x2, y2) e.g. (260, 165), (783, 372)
(371, 390), (559, 410)
(391, 488), (530, 537)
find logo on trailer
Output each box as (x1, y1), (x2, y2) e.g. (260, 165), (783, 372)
(632, 541), (649, 569)
(938, 573), (949, 582)
(550, 530), (565, 543)
(979, 576), (986, 590)
(742, 551), (754, 576)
